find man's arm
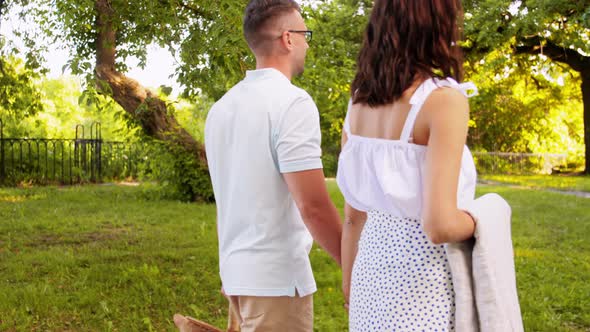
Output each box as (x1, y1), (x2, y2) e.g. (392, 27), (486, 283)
(283, 169), (342, 266)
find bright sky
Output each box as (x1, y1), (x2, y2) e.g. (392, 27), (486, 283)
(124, 45), (179, 91)
(0, 8), (181, 92)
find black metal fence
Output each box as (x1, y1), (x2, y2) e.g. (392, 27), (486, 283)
(0, 119), (142, 185)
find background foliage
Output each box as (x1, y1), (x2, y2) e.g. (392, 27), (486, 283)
(0, 0), (587, 187)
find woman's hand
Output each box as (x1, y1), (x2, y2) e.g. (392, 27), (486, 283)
(342, 278), (350, 313)
(341, 203), (367, 314)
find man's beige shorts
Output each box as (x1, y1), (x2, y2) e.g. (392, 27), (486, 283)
(228, 293), (313, 332)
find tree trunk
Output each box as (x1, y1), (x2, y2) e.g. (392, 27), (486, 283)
(582, 71), (590, 174)
(95, 0), (210, 199)
(515, 38), (590, 174)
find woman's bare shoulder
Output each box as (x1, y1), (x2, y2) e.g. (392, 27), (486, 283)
(422, 86), (470, 120)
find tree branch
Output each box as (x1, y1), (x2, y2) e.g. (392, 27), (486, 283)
(514, 35), (590, 72)
(177, 1), (216, 21)
(461, 39), (490, 58)
(94, 0), (206, 161)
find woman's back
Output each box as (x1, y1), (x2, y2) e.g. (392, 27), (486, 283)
(346, 82), (416, 141)
(336, 78), (478, 218)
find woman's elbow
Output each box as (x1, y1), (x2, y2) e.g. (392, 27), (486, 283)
(422, 216), (450, 245)
(424, 229), (447, 245)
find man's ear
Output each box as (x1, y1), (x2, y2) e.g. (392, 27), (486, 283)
(280, 31), (293, 51)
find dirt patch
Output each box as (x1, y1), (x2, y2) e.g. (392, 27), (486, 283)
(0, 193), (47, 203)
(29, 226), (130, 248)
(99, 181), (141, 186)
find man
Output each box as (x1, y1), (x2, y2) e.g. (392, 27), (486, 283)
(178, 1), (343, 331)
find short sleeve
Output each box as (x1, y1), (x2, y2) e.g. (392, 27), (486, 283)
(275, 96), (323, 173)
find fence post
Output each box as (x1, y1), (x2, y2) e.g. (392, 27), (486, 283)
(0, 118), (4, 181)
(75, 124), (85, 182)
(90, 123), (95, 182)
(75, 125), (83, 168)
(97, 123), (102, 181)
(90, 122), (102, 182)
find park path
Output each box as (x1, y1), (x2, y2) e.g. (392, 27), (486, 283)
(478, 180), (590, 199)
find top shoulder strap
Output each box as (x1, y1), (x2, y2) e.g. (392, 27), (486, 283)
(343, 98), (353, 135)
(400, 78), (478, 142)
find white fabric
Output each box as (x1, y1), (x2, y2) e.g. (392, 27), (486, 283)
(445, 193), (524, 332)
(205, 68), (323, 297)
(336, 77), (478, 218)
(349, 213), (456, 331)
(445, 239), (479, 330)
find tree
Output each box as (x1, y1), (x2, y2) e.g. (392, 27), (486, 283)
(4, 0), (250, 200)
(8, 0), (369, 182)
(296, 0), (369, 175)
(466, 55), (584, 161)
(463, 0), (590, 173)
(0, 46), (44, 137)
(1, 0), (45, 137)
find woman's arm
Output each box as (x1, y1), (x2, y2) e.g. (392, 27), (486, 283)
(421, 88), (476, 244)
(339, 130), (367, 308)
(341, 202), (367, 309)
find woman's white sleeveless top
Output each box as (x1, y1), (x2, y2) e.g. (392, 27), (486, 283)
(336, 78), (478, 218)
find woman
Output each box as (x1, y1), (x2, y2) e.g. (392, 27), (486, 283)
(337, 0), (478, 331)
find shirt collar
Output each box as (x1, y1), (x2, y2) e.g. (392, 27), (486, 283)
(245, 68), (290, 83)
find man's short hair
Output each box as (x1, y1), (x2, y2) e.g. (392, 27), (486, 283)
(243, 0), (301, 51)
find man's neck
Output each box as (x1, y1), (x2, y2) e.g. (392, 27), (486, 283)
(255, 58), (292, 81)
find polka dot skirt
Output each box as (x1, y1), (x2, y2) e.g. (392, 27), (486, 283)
(349, 211), (455, 332)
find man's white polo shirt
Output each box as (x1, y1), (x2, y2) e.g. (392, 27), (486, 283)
(204, 68), (323, 297)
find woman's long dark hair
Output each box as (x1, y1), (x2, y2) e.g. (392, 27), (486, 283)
(351, 0), (464, 107)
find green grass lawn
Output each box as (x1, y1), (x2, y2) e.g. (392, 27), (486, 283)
(0, 181), (589, 331)
(480, 174), (590, 192)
